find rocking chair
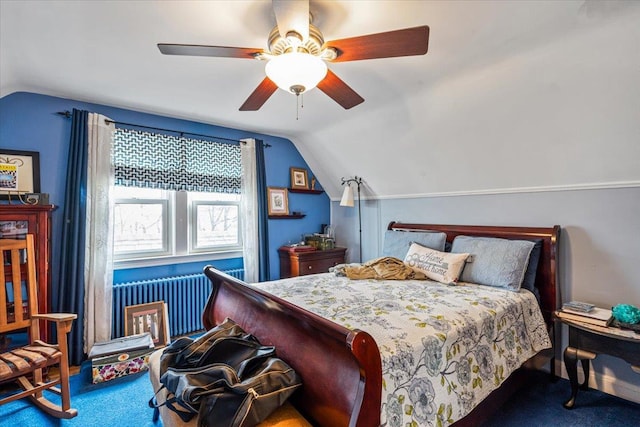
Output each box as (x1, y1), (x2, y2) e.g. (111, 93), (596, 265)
(0, 234), (77, 418)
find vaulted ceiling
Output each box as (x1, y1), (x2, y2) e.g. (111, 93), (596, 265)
(2, 1), (639, 199)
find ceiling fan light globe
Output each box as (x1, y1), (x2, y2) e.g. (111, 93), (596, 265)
(265, 52), (327, 94)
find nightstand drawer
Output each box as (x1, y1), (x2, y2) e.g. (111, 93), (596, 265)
(278, 247), (346, 279)
(299, 259), (339, 275)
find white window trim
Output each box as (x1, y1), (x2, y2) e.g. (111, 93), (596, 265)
(190, 200), (242, 253)
(113, 198), (172, 260)
(113, 249), (243, 270)
(113, 187), (243, 268)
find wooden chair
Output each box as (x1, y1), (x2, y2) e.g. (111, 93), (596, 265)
(0, 234), (77, 418)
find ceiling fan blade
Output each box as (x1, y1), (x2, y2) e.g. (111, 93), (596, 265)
(317, 70), (364, 110)
(324, 25), (429, 63)
(272, 0), (309, 40)
(239, 78), (278, 111)
(158, 43), (262, 59)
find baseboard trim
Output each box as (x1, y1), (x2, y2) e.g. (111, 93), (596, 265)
(554, 359), (640, 404)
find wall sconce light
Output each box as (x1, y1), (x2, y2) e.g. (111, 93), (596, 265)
(340, 176), (363, 263)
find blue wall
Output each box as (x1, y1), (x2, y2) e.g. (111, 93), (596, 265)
(0, 92), (330, 298)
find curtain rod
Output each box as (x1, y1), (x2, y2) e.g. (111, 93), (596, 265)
(55, 111), (270, 147)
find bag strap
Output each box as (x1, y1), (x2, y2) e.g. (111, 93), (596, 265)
(164, 396), (198, 422)
(148, 384), (198, 423)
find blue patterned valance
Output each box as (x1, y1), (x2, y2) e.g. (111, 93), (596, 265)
(113, 128), (241, 194)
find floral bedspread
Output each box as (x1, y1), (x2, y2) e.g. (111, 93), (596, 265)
(254, 273), (551, 427)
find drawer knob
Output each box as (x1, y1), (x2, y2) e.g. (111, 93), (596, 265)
(308, 266), (313, 270)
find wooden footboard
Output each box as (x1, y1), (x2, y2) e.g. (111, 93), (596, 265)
(202, 267), (382, 427)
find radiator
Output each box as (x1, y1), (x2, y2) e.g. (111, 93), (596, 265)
(112, 269), (244, 339)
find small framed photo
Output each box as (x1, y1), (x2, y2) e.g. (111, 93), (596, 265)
(0, 149), (40, 199)
(124, 301), (170, 347)
(290, 167), (309, 190)
(267, 187), (289, 216)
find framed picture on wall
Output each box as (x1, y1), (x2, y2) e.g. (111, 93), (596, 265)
(124, 301), (170, 347)
(0, 149), (40, 199)
(267, 187), (289, 216)
(289, 167), (309, 190)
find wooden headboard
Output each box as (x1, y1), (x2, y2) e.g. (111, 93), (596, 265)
(387, 222), (562, 327)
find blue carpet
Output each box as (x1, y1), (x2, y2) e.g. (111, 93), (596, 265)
(1, 367), (638, 426)
(0, 362), (160, 427)
(482, 371), (640, 426)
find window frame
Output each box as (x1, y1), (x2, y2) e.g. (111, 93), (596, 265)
(113, 186), (243, 268)
(113, 197), (172, 260)
(189, 200), (242, 254)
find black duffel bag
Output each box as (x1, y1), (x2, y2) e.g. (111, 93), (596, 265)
(159, 318), (254, 375)
(151, 318), (302, 427)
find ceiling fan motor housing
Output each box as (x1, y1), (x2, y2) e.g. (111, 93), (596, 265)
(268, 24), (324, 56)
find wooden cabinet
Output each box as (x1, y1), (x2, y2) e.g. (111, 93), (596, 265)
(0, 204), (54, 340)
(278, 247), (346, 279)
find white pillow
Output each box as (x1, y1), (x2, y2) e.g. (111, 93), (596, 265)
(404, 243), (469, 284)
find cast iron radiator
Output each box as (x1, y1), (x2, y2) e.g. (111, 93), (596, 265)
(112, 269), (245, 339)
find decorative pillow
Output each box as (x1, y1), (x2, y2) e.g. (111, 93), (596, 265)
(404, 242), (469, 284)
(382, 230), (447, 259)
(521, 239), (543, 293)
(451, 236), (535, 291)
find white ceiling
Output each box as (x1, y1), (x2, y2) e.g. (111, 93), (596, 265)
(2, 1), (639, 199)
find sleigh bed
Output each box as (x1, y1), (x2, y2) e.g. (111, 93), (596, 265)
(201, 223), (560, 427)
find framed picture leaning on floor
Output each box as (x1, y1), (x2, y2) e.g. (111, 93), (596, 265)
(124, 301), (170, 347)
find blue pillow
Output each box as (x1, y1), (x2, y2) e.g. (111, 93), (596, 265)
(521, 239), (543, 293)
(382, 230), (446, 260)
(451, 236), (535, 291)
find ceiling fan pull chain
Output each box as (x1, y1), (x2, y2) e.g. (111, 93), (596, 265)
(296, 94), (299, 120)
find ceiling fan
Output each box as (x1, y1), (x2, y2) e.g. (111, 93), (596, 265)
(158, 0), (429, 111)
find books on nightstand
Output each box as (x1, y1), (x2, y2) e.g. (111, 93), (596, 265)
(562, 301), (595, 313)
(557, 302), (613, 327)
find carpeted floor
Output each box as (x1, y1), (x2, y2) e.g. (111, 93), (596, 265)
(482, 371), (640, 426)
(0, 361), (159, 427)
(1, 366), (638, 426)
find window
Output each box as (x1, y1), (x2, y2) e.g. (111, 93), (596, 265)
(114, 187), (170, 258)
(190, 192), (241, 252)
(112, 127), (243, 264)
(113, 187), (242, 261)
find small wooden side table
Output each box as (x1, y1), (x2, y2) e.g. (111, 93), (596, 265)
(556, 313), (640, 409)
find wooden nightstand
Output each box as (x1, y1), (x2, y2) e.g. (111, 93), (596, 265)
(278, 247), (347, 279)
(555, 314), (640, 409)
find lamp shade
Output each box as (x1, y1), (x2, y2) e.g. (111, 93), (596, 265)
(265, 52), (328, 94)
(340, 185), (355, 207)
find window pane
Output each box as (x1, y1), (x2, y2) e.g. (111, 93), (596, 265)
(189, 190), (240, 202)
(114, 203), (165, 253)
(113, 186), (165, 199)
(195, 204), (239, 248)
